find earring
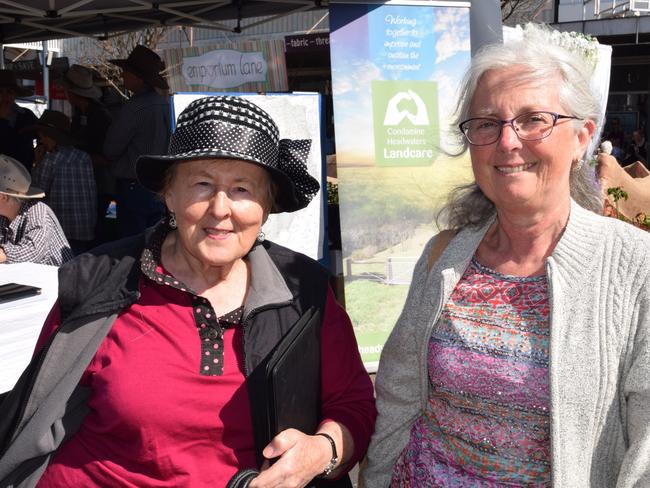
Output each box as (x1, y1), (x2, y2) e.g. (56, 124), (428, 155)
(257, 230), (265, 242)
(572, 158), (584, 171)
(168, 211), (177, 229)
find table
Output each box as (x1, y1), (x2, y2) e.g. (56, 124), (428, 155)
(0, 262), (59, 393)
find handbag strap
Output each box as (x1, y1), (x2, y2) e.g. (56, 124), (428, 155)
(426, 229), (457, 272)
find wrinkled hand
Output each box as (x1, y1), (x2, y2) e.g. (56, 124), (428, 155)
(248, 429), (332, 488)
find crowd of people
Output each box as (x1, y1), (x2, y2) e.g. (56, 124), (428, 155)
(604, 116), (648, 168)
(0, 45), (170, 265)
(0, 23), (649, 488)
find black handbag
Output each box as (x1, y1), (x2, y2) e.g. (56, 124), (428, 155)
(226, 308), (353, 487)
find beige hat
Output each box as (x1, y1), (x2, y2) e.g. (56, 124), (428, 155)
(0, 154), (45, 199)
(61, 64), (102, 100)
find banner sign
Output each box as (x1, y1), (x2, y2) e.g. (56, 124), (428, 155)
(285, 33), (330, 52)
(161, 39), (288, 93)
(182, 50), (267, 89)
(171, 93), (324, 261)
(330, 2), (473, 369)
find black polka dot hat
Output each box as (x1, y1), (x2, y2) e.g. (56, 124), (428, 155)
(136, 95), (320, 213)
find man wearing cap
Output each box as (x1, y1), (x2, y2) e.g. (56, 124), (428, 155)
(61, 64), (114, 244)
(30, 110), (97, 255)
(103, 45), (170, 238)
(0, 154), (73, 266)
(0, 70), (38, 171)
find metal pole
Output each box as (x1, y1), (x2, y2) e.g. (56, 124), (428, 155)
(469, 0), (503, 55)
(0, 44), (4, 69)
(42, 40), (49, 107)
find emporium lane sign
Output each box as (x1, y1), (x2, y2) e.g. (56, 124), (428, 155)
(182, 50), (267, 89)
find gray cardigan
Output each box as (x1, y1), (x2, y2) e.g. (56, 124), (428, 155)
(360, 201), (650, 488)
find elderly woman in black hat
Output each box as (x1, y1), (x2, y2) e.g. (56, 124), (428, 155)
(0, 96), (376, 488)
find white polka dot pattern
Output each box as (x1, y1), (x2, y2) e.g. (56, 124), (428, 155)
(136, 95), (320, 213)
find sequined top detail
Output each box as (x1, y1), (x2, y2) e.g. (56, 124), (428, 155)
(391, 257), (551, 487)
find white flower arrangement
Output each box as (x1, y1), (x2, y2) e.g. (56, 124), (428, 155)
(528, 25), (600, 72)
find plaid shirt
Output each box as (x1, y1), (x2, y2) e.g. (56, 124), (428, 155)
(32, 145), (97, 241)
(0, 200), (73, 266)
(103, 88), (170, 180)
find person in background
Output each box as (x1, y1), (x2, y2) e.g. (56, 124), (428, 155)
(0, 70), (37, 171)
(0, 154), (72, 266)
(103, 44), (170, 238)
(30, 110), (97, 255)
(361, 24), (650, 487)
(61, 64), (114, 244)
(604, 116), (625, 159)
(625, 128), (647, 168)
(0, 96), (376, 487)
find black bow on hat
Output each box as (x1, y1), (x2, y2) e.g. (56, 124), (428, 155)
(136, 96), (320, 213)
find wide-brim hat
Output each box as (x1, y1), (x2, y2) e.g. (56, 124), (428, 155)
(0, 70), (32, 97)
(110, 45), (169, 90)
(0, 154), (45, 199)
(61, 64), (102, 99)
(136, 96), (320, 213)
(25, 109), (78, 146)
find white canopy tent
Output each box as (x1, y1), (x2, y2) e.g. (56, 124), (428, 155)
(0, 0), (323, 43)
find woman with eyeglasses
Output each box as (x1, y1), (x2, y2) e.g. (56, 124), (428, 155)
(360, 24), (650, 488)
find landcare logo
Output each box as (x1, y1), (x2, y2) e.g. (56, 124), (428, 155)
(372, 80), (439, 166)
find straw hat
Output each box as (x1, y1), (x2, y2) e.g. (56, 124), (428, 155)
(110, 45), (169, 90)
(0, 154), (45, 199)
(0, 70), (32, 97)
(136, 96), (320, 213)
(61, 64), (102, 99)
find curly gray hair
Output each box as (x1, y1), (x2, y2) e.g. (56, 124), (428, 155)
(439, 24), (603, 230)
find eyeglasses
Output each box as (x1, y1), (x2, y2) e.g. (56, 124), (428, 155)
(459, 111), (581, 146)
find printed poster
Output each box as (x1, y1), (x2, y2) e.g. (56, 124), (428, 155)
(330, 2), (473, 369)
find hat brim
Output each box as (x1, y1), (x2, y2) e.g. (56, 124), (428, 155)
(136, 151), (301, 213)
(110, 59), (169, 90)
(0, 185), (45, 199)
(61, 79), (102, 100)
(26, 124), (78, 146)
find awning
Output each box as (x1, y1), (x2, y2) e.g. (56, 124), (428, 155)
(0, 0), (323, 43)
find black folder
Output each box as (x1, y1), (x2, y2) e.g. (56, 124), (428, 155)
(0, 283), (42, 304)
(264, 306), (321, 446)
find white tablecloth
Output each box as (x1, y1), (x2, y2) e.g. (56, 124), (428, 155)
(0, 262), (59, 393)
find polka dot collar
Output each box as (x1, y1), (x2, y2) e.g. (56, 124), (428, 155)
(140, 220), (244, 376)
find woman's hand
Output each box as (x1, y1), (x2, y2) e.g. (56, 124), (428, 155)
(248, 428), (334, 488)
(596, 152), (622, 185)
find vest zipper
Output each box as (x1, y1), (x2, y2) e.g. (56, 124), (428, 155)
(241, 300), (293, 377)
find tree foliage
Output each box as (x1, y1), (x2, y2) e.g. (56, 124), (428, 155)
(74, 27), (166, 98)
(501, 0), (550, 24)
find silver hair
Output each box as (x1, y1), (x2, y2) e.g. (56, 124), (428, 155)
(439, 24), (603, 230)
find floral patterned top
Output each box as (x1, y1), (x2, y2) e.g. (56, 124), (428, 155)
(391, 258), (551, 487)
